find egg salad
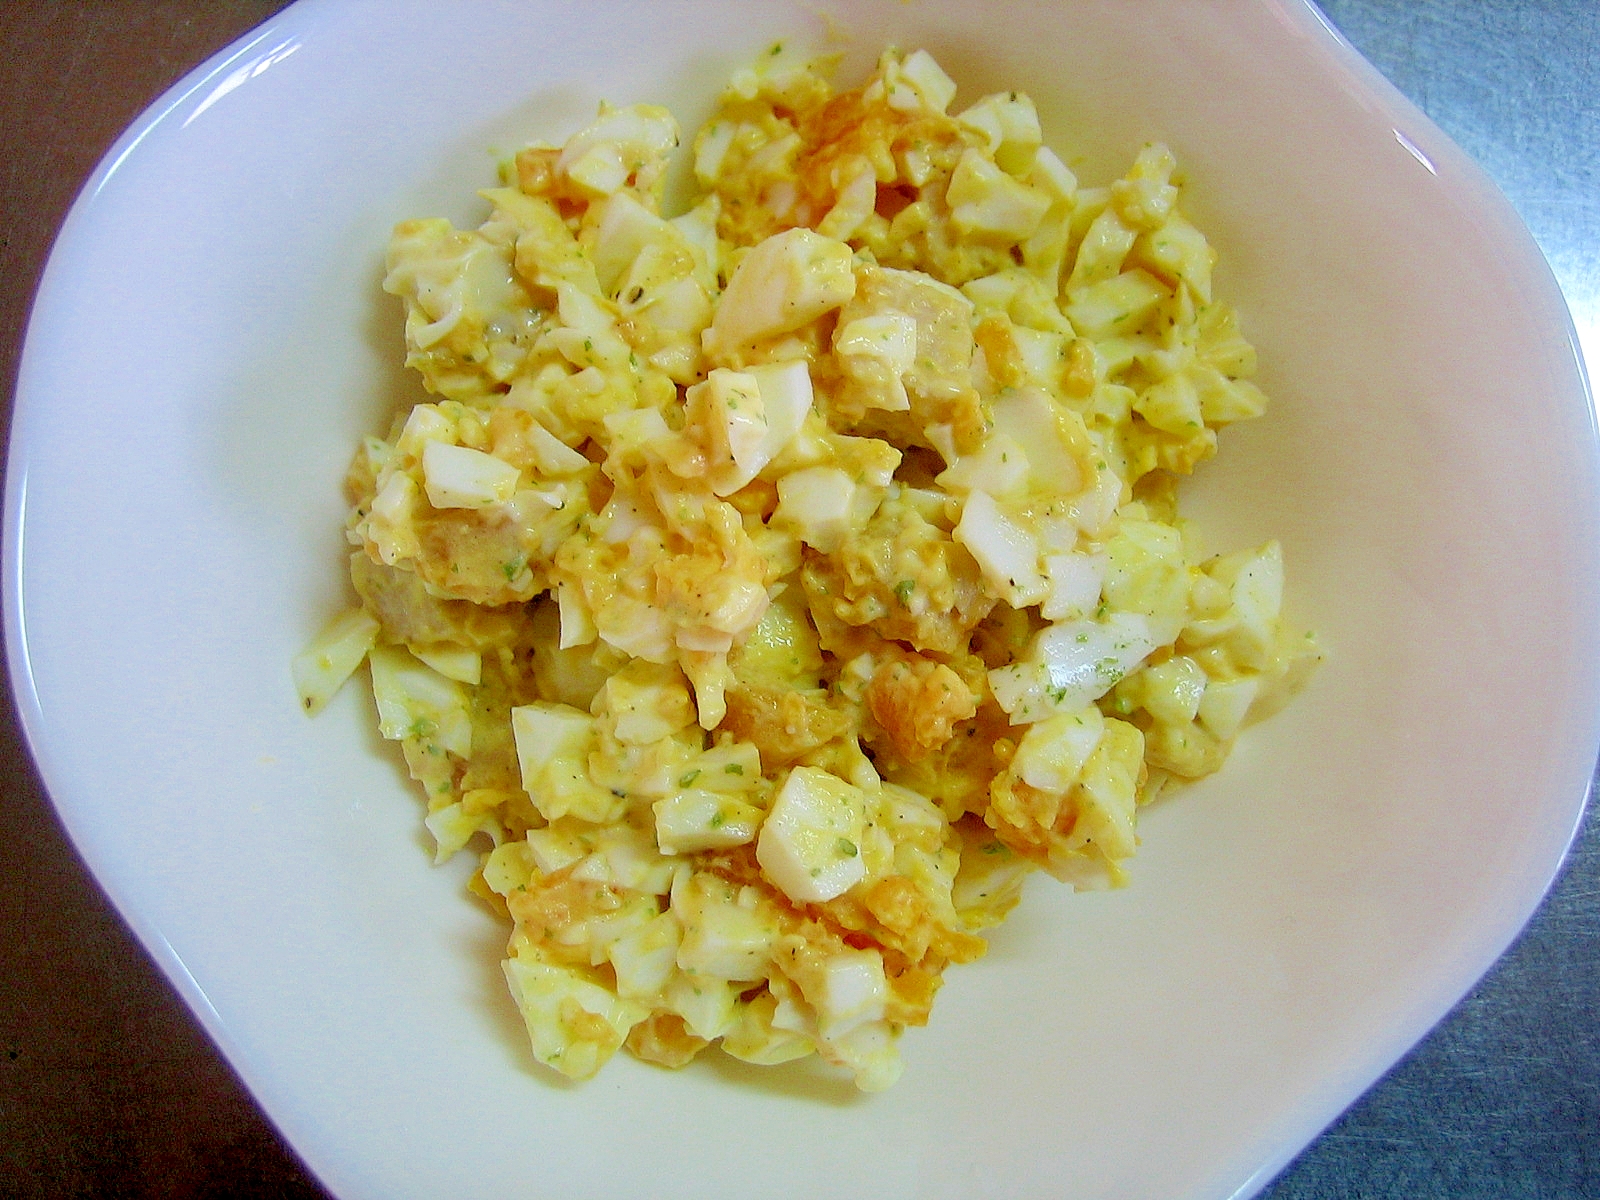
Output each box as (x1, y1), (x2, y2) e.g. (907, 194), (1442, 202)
(295, 46), (1318, 1092)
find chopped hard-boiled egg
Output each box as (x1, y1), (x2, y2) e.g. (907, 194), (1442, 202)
(653, 788), (762, 854)
(421, 441), (520, 508)
(304, 46), (1318, 1092)
(756, 766), (870, 904)
(292, 607), (379, 715)
(773, 466), (858, 553)
(703, 227), (855, 361)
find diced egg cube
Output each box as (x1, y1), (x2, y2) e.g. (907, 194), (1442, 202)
(566, 894), (658, 961)
(687, 740), (764, 792)
(810, 948), (888, 1039)
(523, 420), (591, 477)
(555, 284), (629, 366)
(586, 822), (679, 895)
(887, 49), (958, 115)
(608, 911), (682, 1001)
(1041, 551), (1104, 621)
(367, 644), (473, 758)
(421, 441), (520, 509)
(598, 668), (695, 745)
(1199, 373), (1268, 425)
(756, 766), (869, 904)
(591, 190), (674, 295)
(654, 789), (763, 855)
(395, 403), (455, 457)
(721, 992), (815, 1065)
(936, 432), (1030, 499)
(703, 228), (856, 360)
(555, 579), (597, 648)
(987, 613), (1157, 722)
(408, 643), (481, 685)
(1135, 372), (1204, 436)
(593, 595), (675, 663)
(556, 103), (680, 198)
(1138, 655), (1209, 726)
(1064, 269), (1168, 338)
(693, 118), (738, 186)
(564, 143), (630, 197)
(424, 801), (490, 863)
(1196, 675), (1261, 741)
(1028, 146), (1078, 203)
(694, 368), (769, 495)
(954, 490), (1048, 607)
(1229, 542), (1285, 669)
(821, 1017), (903, 1092)
(878, 783), (948, 847)
(292, 606), (379, 715)
(816, 159), (878, 241)
(525, 821), (592, 875)
(502, 954), (645, 1081)
(991, 387), (1087, 496)
(1070, 719), (1144, 862)
(510, 701), (595, 792)
(1009, 325), (1067, 384)
(956, 92), (1043, 176)
(603, 406), (672, 456)
(774, 466), (857, 554)
(367, 470), (420, 564)
(1010, 707), (1106, 793)
(526, 757), (626, 826)
(675, 885), (778, 982)
(480, 840), (537, 896)
(664, 973), (739, 1041)
(961, 269), (1027, 312)
(946, 149), (1051, 241)
(1068, 463), (1122, 537)
(745, 359), (814, 464)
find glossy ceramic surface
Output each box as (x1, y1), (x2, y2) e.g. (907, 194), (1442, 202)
(7, 1), (1596, 1197)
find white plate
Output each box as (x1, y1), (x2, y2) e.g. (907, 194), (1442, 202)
(7, 1), (1597, 1197)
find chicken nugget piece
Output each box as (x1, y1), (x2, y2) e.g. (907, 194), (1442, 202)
(349, 552), (523, 648)
(721, 682), (851, 768)
(865, 651), (978, 760)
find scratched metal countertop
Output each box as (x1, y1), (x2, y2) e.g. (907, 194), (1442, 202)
(0, 2), (1594, 1196)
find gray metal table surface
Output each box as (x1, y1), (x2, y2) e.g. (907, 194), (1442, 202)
(0, 2), (1594, 1197)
